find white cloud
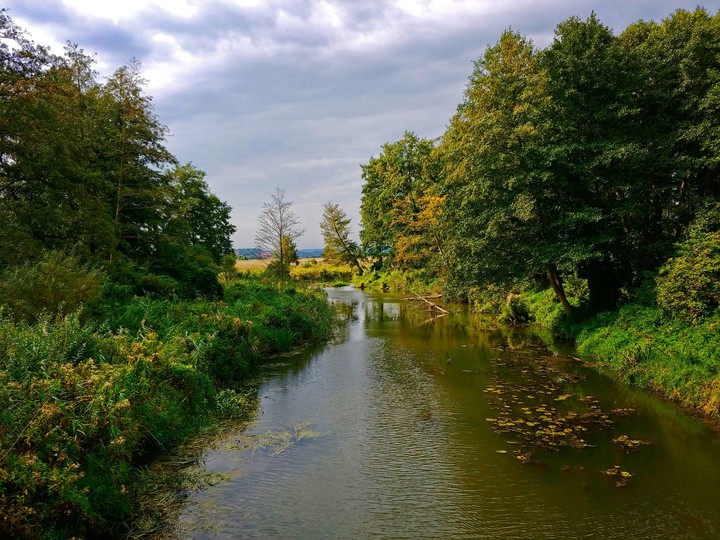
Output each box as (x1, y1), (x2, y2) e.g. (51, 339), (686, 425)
(60, 0), (200, 22)
(3, 0), (710, 247)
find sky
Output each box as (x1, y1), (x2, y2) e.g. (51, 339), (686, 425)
(4, 0), (717, 248)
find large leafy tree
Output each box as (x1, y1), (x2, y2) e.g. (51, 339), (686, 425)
(165, 163), (236, 263)
(255, 187), (304, 279)
(620, 8), (720, 243)
(359, 131), (442, 271)
(102, 59), (176, 263)
(441, 30), (571, 306)
(538, 13), (644, 311)
(0, 11), (236, 297)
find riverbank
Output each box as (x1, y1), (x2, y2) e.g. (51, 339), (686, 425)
(353, 268), (720, 424)
(486, 288), (720, 424)
(0, 275), (333, 539)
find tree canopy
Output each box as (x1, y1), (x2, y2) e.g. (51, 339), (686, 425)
(320, 202), (363, 273)
(359, 7), (720, 312)
(0, 11), (236, 297)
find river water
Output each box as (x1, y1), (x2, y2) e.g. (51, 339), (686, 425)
(175, 287), (720, 539)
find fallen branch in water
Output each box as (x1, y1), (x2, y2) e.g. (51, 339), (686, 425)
(407, 292), (449, 314)
(419, 312), (448, 326)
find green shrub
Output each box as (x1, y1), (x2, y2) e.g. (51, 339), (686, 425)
(0, 273), (333, 538)
(0, 251), (105, 323)
(657, 231), (720, 323)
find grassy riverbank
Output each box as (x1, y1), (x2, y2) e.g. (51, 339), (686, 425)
(0, 274), (332, 539)
(356, 265), (720, 423)
(486, 285), (720, 423)
(571, 306), (720, 419)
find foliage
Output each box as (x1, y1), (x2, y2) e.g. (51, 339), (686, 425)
(165, 164), (236, 263)
(359, 132), (445, 272)
(573, 304), (720, 417)
(353, 267), (441, 296)
(320, 202), (363, 273)
(657, 231), (720, 323)
(0, 251), (105, 323)
(358, 8), (720, 316)
(291, 259), (353, 283)
(0, 274), (332, 538)
(0, 13), (234, 298)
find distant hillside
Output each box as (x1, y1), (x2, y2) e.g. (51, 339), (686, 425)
(298, 249), (324, 259)
(235, 248), (324, 259)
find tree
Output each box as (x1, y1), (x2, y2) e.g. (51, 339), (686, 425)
(102, 59), (176, 263)
(165, 163), (235, 263)
(359, 131), (441, 271)
(255, 187), (304, 279)
(441, 30), (565, 305)
(320, 202), (363, 273)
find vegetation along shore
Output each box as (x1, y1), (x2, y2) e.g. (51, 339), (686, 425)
(1, 5), (720, 538)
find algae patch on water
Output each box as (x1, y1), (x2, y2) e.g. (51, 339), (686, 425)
(232, 421), (324, 457)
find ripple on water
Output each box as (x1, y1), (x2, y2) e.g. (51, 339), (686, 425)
(175, 289), (720, 539)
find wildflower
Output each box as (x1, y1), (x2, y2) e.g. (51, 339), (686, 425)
(110, 436), (126, 446)
(114, 399), (131, 410)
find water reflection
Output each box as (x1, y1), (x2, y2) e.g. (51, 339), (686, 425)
(176, 287), (720, 539)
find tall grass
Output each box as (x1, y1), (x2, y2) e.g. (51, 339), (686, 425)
(0, 274), (332, 538)
(573, 305), (720, 417)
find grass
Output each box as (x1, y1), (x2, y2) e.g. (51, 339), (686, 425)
(235, 258), (273, 273)
(0, 274), (333, 539)
(573, 305), (720, 418)
(235, 257), (329, 274)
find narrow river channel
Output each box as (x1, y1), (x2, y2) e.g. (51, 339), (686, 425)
(175, 287), (720, 539)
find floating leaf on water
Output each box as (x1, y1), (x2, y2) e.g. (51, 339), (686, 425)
(496, 450), (508, 454)
(612, 434), (652, 452)
(610, 408), (636, 417)
(555, 393), (573, 401)
(604, 465), (634, 487)
(514, 449), (533, 464)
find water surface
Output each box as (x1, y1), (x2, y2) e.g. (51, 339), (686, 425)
(176, 287), (720, 539)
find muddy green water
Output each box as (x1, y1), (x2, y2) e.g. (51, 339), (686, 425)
(176, 287), (720, 539)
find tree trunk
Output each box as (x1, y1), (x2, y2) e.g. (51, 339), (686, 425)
(583, 260), (620, 312)
(547, 269), (573, 315)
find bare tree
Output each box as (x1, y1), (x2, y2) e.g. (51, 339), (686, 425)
(255, 187), (304, 278)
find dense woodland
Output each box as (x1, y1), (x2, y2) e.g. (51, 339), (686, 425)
(360, 8), (720, 322)
(0, 11), (236, 301)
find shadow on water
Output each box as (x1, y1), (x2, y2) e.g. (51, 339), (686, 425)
(172, 286), (720, 539)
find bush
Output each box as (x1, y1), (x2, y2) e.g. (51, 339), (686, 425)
(0, 274), (333, 538)
(0, 251), (105, 323)
(657, 231), (720, 323)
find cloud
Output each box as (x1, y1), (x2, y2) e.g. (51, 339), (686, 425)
(3, 0), (710, 247)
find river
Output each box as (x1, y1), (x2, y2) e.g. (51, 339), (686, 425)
(174, 286), (720, 539)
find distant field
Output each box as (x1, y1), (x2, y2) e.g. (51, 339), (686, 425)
(235, 258), (323, 273)
(235, 258), (271, 272)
